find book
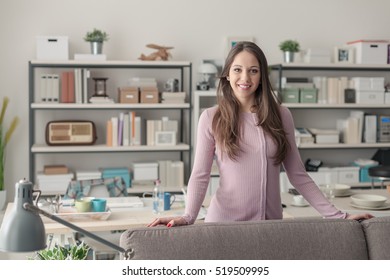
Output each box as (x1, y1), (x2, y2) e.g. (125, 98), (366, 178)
(363, 114), (377, 143)
(111, 117), (118, 147)
(308, 128), (339, 144)
(60, 72), (69, 103)
(44, 164), (69, 175)
(106, 120), (113, 146)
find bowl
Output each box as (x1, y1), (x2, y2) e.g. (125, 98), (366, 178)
(350, 194), (387, 208)
(333, 184), (351, 196)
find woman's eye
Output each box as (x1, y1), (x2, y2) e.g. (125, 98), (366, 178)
(250, 69), (259, 74)
(232, 68), (241, 73)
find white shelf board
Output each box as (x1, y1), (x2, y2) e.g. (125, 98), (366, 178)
(271, 63), (390, 70)
(31, 143), (190, 153)
(31, 103), (190, 109)
(30, 60), (191, 67)
(284, 103), (390, 109)
(298, 143), (390, 149)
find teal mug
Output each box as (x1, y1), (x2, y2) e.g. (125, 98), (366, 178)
(91, 198), (107, 212)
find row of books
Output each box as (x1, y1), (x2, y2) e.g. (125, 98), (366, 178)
(106, 112), (179, 147)
(107, 112), (141, 147)
(158, 160), (184, 188)
(39, 69), (90, 103)
(295, 111), (386, 145)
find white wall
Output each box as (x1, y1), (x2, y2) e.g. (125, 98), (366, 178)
(1, 0), (390, 202)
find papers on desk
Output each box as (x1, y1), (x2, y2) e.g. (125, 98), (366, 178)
(105, 196), (144, 208)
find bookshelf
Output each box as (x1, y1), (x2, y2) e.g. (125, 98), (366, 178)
(28, 60), (192, 193)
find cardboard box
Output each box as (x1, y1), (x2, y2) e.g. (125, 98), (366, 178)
(132, 162), (158, 181)
(118, 87), (139, 103)
(140, 87), (159, 103)
(355, 90), (384, 104)
(347, 40), (389, 64)
(36, 36), (69, 60)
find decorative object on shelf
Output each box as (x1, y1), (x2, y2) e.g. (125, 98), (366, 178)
(164, 78), (179, 92)
(279, 39), (300, 63)
(83, 28), (109, 55)
(139, 44), (173, 61)
(93, 77), (109, 97)
(0, 97), (19, 210)
(45, 120), (97, 146)
(196, 63), (218, 91)
(334, 47), (354, 64)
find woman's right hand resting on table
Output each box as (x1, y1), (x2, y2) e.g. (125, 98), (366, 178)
(148, 216), (188, 227)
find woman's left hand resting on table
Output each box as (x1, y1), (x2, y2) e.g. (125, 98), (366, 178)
(147, 216), (188, 227)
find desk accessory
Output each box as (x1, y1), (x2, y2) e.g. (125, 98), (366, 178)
(0, 179), (133, 259)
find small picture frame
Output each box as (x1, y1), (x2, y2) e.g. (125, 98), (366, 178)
(334, 47), (354, 64)
(227, 37), (255, 50)
(155, 131), (176, 146)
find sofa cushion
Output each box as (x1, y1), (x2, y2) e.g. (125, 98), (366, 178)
(120, 218), (368, 259)
(362, 216), (390, 260)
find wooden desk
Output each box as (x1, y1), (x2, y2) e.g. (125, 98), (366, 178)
(3, 198), (188, 235)
(282, 189), (390, 218)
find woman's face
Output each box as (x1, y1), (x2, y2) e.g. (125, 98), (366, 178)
(228, 50), (261, 106)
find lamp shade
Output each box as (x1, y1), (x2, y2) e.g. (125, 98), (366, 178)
(0, 179), (46, 252)
(198, 63), (218, 74)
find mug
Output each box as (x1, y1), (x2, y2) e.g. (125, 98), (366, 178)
(164, 192), (176, 211)
(75, 197), (93, 212)
(91, 198), (107, 212)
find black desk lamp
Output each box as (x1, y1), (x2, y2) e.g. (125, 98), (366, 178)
(0, 179), (133, 259)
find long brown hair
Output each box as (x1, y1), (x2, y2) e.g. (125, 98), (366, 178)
(212, 41), (289, 165)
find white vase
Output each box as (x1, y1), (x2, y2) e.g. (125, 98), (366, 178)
(0, 190), (6, 211)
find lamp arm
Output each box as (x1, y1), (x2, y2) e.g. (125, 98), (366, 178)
(23, 203), (134, 259)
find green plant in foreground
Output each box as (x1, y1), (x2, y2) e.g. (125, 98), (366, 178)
(0, 97), (19, 191)
(34, 241), (90, 260)
(84, 28), (109, 43)
(279, 40), (300, 52)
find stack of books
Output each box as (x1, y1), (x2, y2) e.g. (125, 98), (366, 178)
(161, 92), (186, 103)
(89, 96), (114, 103)
(76, 170), (102, 180)
(308, 128), (340, 144)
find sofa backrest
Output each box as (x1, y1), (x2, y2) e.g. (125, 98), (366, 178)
(120, 218), (368, 260)
(362, 216), (390, 260)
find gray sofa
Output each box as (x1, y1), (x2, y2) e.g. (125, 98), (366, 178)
(119, 216), (390, 260)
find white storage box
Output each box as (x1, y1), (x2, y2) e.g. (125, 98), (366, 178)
(352, 77), (385, 91)
(347, 40), (389, 64)
(333, 166), (360, 184)
(355, 90), (384, 104)
(385, 92), (390, 104)
(132, 162), (158, 181)
(36, 172), (74, 194)
(36, 36), (69, 60)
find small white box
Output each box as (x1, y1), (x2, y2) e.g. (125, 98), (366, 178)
(355, 90), (384, 104)
(132, 162), (158, 181)
(352, 77), (385, 91)
(36, 36), (69, 60)
(347, 40), (388, 64)
(334, 166), (360, 184)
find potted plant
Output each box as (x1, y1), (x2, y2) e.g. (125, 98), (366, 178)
(84, 28), (109, 55)
(32, 241), (90, 260)
(279, 40), (300, 63)
(0, 97), (19, 210)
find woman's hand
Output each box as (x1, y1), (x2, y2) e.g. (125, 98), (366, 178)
(347, 213), (374, 221)
(147, 216), (188, 227)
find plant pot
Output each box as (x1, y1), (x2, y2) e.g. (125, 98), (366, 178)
(90, 42), (103, 55)
(283, 51), (295, 63)
(0, 190), (6, 211)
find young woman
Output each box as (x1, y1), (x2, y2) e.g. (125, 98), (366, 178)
(148, 41), (372, 227)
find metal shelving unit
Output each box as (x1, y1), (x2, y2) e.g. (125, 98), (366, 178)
(28, 60), (192, 185)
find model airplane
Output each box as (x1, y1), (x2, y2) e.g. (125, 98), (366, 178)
(139, 44), (173, 61)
